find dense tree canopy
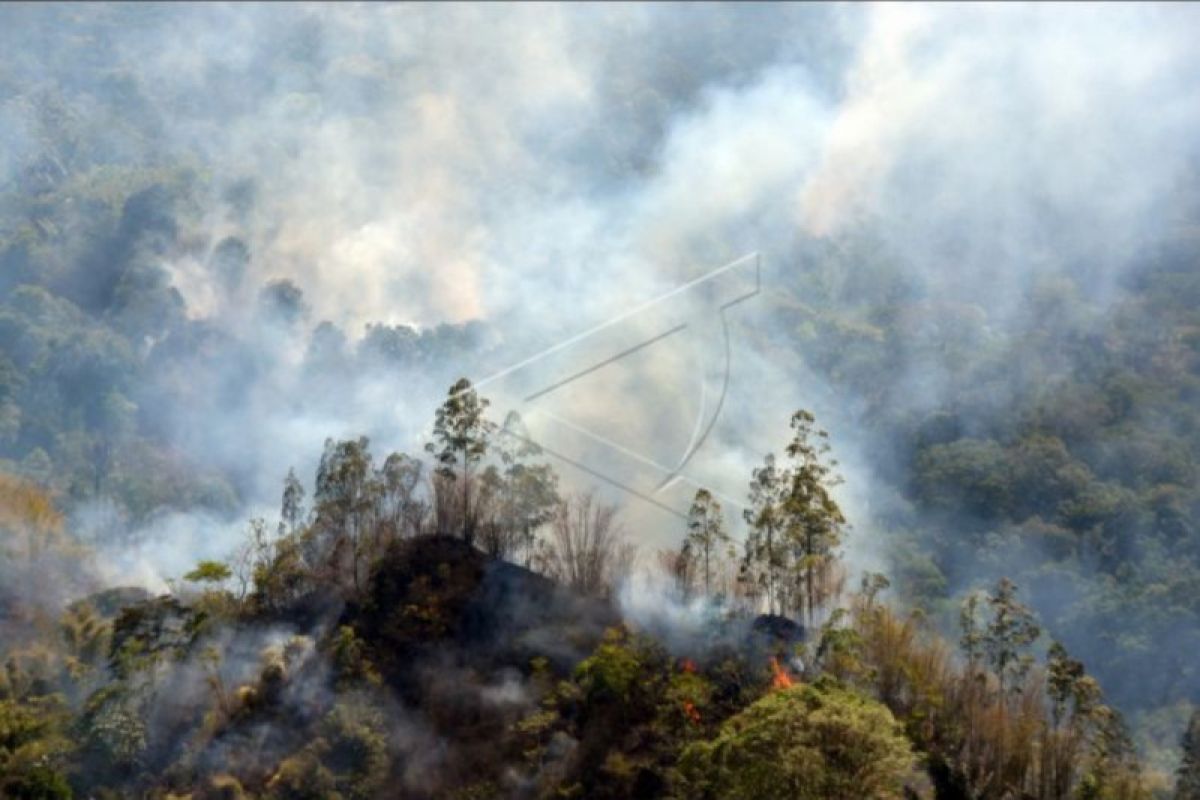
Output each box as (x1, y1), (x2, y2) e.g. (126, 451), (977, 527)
(677, 680), (916, 800)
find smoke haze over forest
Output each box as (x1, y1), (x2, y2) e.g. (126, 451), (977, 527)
(5, 4), (1200, 797)
(8, 2), (1199, 541)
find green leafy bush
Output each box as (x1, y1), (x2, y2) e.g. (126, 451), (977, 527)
(677, 680), (916, 800)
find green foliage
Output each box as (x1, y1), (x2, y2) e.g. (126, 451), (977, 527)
(982, 577), (1041, 698)
(426, 378), (495, 545)
(184, 560), (232, 584)
(574, 627), (646, 707)
(353, 534), (487, 682)
(427, 378), (493, 477)
(267, 749), (340, 800)
(59, 603), (111, 682)
(915, 438), (1014, 519)
(329, 626), (381, 690)
(0, 436), (1159, 800)
(781, 410), (847, 625)
(0, 695), (74, 796)
(107, 596), (205, 678)
(315, 698), (389, 800)
(78, 685), (147, 773)
(741, 410), (847, 621)
(263, 697), (387, 800)
(676, 680), (916, 800)
(4, 765), (73, 799)
(814, 582), (1153, 800)
(663, 669), (715, 736)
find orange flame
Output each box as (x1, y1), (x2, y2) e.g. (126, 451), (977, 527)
(682, 699), (701, 726)
(680, 658), (697, 674)
(770, 657), (794, 690)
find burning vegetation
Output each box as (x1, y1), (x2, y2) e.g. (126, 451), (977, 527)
(5, 6), (1200, 799)
(769, 657), (795, 691)
(0, 377), (1163, 798)
(0, 379), (1161, 796)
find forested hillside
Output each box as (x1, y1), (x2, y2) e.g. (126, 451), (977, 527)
(3, 4), (1200, 799)
(763, 225), (1200, 758)
(0, 387), (1162, 798)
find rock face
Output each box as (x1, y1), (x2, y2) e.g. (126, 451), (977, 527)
(73, 586), (154, 618)
(463, 558), (621, 670)
(353, 535), (618, 695)
(750, 613), (806, 645)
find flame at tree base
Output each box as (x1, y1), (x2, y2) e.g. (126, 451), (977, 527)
(770, 657), (794, 690)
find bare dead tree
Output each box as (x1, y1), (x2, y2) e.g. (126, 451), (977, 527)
(657, 546), (695, 601)
(536, 492), (635, 596)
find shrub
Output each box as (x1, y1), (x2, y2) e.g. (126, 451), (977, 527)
(677, 680), (916, 800)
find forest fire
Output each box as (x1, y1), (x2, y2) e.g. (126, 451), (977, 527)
(678, 659), (702, 724)
(770, 657), (795, 690)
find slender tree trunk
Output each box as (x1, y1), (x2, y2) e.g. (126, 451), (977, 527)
(704, 545), (711, 597)
(462, 460), (472, 545)
(766, 525), (775, 615)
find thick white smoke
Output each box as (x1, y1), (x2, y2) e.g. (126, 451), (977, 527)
(9, 3), (1200, 598)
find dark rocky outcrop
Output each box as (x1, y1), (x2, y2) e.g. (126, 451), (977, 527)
(352, 535), (618, 699)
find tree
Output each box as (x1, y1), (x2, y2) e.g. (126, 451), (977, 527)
(237, 516), (306, 611)
(959, 590), (986, 673)
(1077, 709), (1146, 800)
(1046, 642), (1092, 729)
(60, 602), (112, 681)
(505, 461), (560, 563)
(538, 493), (635, 597)
(495, 412), (559, 564)
(781, 410), (847, 625)
(984, 577), (1041, 701)
(183, 560), (231, 584)
(684, 489), (730, 599)
(957, 579), (1041, 789)
(836, 586), (1143, 800)
(677, 681), (915, 800)
(0, 697), (74, 800)
(312, 437), (376, 594)
(0, 473), (67, 560)
(741, 410), (847, 621)
(280, 468), (306, 537)
(475, 463), (507, 556)
(426, 378), (494, 545)
(377, 452), (427, 539)
(743, 454), (788, 615)
(658, 546), (696, 601)
(283, 698), (389, 800)
(1044, 641), (1102, 800)
(957, 589), (989, 787)
(89, 390), (136, 494)
(1178, 709), (1200, 800)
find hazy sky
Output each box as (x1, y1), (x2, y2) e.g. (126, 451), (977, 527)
(8, 2), (1200, 587)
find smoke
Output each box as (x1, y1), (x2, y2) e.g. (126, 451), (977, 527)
(6, 6), (1200, 748)
(85, 506), (268, 593)
(802, 4), (1200, 314)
